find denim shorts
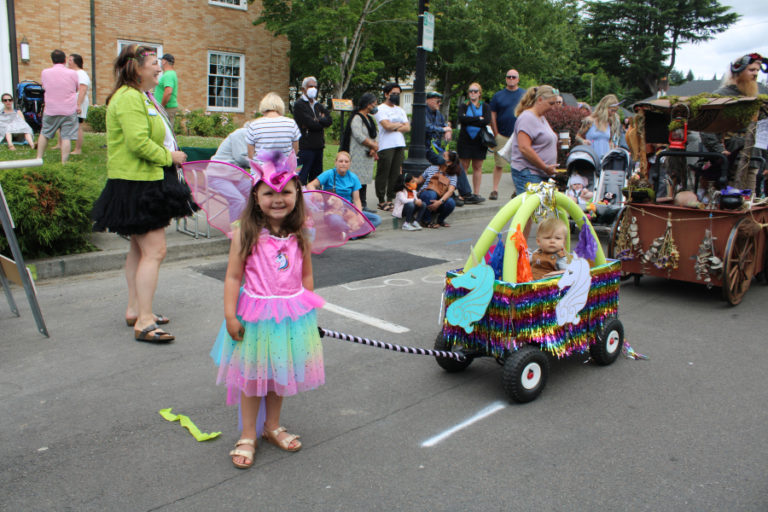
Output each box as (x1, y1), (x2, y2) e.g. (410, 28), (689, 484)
(511, 167), (545, 194)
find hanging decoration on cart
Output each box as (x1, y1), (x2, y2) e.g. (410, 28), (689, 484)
(555, 255), (592, 326)
(694, 229), (722, 286)
(614, 213), (641, 260)
(640, 214), (680, 272)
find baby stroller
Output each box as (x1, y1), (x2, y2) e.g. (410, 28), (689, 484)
(593, 147), (632, 223)
(16, 81), (44, 133)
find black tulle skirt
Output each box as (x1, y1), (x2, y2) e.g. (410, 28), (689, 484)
(91, 166), (198, 236)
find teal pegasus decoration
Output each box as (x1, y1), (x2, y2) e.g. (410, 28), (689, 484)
(446, 261), (495, 333)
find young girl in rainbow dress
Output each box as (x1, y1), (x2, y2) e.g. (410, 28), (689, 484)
(210, 161), (325, 469)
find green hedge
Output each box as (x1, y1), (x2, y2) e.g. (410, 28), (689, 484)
(86, 104), (107, 132)
(181, 109), (237, 137)
(0, 165), (97, 259)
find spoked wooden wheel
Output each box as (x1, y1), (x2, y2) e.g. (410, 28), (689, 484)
(722, 218), (759, 306)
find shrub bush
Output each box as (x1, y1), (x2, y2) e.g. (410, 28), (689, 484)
(181, 109), (237, 137)
(0, 164), (97, 259)
(86, 104), (107, 132)
(544, 105), (588, 166)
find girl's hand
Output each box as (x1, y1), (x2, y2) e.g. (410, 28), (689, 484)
(226, 317), (244, 341)
(171, 151), (187, 165)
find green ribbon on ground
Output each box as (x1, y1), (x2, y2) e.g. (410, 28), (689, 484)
(158, 408), (221, 442)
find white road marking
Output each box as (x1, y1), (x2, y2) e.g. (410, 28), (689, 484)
(421, 401), (506, 447)
(322, 302), (410, 333)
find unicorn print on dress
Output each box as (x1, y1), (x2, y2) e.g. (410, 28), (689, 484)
(276, 252), (289, 271)
(446, 261), (495, 333)
(555, 256), (591, 326)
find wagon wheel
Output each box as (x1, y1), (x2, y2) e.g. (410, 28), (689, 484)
(434, 333), (473, 372)
(607, 206), (638, 283)
(722, 218), (759, 306)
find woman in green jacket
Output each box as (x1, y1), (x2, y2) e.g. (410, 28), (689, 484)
(92, 44), (191, 343)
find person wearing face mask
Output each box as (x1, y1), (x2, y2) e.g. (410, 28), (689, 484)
(340, 93), (379, 210)
(373, 82), (410, 212)
(294, 76), (333, 184)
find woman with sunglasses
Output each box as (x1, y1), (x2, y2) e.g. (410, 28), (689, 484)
(507, 85), (560, 194)
(575, 94), (621, 160)
(457, 82), (492, 198)
(0, 94), (35, 150)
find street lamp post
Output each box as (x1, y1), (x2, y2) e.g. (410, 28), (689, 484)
(401, 0), (430, 176)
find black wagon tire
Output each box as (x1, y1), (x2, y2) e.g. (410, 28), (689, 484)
(502, 346), (549, 403)
(590, 318), (624, 365)
(434, 333), (473, 373)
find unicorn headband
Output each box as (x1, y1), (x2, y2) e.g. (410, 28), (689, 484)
(249, 150), (299, 192)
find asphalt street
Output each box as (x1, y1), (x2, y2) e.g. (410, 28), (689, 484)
(2, 215), (768, 511)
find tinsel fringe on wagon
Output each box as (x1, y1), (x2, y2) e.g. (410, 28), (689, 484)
(443, 261), (621, 358)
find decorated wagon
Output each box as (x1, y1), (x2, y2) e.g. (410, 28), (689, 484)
(608, 94), (768, 305)
(434, 183), (625, 403)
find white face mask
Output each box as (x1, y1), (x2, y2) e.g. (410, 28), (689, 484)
(306, 87), (318, 100)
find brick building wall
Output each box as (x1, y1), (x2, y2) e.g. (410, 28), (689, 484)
(13, 0), (289, 127)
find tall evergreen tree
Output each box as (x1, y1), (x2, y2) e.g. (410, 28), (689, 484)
(582, 0), (738, 99)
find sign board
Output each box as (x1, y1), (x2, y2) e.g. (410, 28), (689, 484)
(422, 12), (435, 52)
(332, 99), (355, 112)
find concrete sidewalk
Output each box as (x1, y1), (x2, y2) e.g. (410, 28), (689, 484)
(30, 174), (522, 280)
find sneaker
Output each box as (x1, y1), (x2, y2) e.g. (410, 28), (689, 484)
(454, 194), (465, 207)
(412, 220), (423, 230)
(463, 194), (486, 205)
(402, 222), (418, 231)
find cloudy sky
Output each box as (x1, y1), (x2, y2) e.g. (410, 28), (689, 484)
(673, 0), (768, 81)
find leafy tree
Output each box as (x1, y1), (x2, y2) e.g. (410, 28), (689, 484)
(582, 0), (738, 99)
(255, 0), (415, 98)
(427, 0), (581, 115)
(668, 69), (685, 86)
(686, 69), (695, 82)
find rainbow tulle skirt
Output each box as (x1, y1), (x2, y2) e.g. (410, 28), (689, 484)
(210, 310), (325, 405)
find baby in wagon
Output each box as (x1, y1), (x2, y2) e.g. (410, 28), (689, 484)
(530, 218), (569, 281)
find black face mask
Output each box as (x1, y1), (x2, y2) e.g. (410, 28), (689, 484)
(389, 93), (400, 106)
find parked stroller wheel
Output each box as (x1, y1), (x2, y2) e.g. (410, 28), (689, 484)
(434, 333), (473, 373)
(590, 317), (624, 365)
(502, 346), (549, 403)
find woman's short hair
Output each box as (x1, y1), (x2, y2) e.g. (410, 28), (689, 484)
(1, 93), (12, 101)
(70, 53), (84, 69)
(383, 82), (401, 95)
(356, 92), (377, 111)
(336, 150), (351, 161)
(259, 93), (285, 115)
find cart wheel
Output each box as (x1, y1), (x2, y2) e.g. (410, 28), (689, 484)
(590, 318), (624, 366)
(502, 346), (549, 403)
(434, 333), (473, 372)
(633, 274), (641, 287)
(722, 218), (759, 306)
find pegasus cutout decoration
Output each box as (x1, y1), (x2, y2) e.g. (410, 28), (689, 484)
(556, 256), (591, 326)
(446, 261), (495, 333)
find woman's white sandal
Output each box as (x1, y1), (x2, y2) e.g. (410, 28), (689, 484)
(229, 438), (256, 469)
(262, 426), (302, 452)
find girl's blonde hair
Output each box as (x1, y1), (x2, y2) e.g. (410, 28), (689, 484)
(336, 150), (351, 161)
(259, 92), (286, 115)
(238, 177), (309, 258)
(592, 94), (620, 132)
(515, 85), (558, 117)
(536, 217), (568, 238)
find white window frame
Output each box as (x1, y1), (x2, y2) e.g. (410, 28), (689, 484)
(208, 0), (247, 10)
(116, 40), (163, 58)
(207, 51), (245, 113)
